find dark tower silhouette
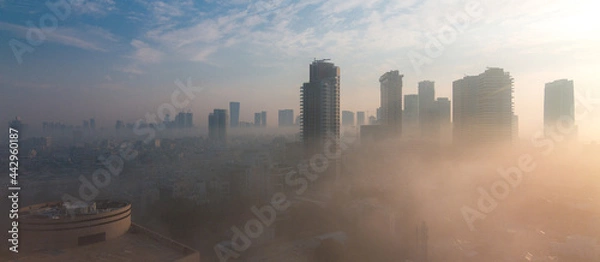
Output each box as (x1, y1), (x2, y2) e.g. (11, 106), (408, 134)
(301, 59), (340, 156)
(230, 102), (240, 128)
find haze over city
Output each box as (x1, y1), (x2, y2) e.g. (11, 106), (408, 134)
(1, 0), (599, 139)
(1, 1), (600, 262)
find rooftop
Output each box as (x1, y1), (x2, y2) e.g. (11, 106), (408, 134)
(9, 223), (200, 262)
(20, 200), (128, 220)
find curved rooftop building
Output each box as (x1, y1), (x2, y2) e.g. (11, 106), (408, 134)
(7, 200), (200, 262)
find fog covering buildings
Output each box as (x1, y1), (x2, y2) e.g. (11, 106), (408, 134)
(342, 110), (355, 126)
(418, 80), (438, 139)
(544, 79), (576, 138)
(452, 68), (515, 146)
(278, 109), (294, 127)
(229, 102), (240, 128)
(208, 109), (227, 144)
(379, 70), (403, 137)
(356, 111), (366, 126)
(403, 94), (419, 137)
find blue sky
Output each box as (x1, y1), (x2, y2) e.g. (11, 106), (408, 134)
(0, 0), (598, 138)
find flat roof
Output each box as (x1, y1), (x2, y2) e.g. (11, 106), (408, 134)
(20, 200), (129, 220)
(8, 224), (199, 262)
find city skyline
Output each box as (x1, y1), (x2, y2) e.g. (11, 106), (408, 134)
(1, 1), (599, 261)
(0, 0), (598, 140)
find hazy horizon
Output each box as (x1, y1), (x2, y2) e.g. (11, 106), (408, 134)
(1, 0), (599, 140)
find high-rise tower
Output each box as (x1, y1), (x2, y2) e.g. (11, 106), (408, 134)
(379, 70), (403, 137)
(300, 59), (340, 155)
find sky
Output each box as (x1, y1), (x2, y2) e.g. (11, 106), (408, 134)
(0, 0), (598, 139)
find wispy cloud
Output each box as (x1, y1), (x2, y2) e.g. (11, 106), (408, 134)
(130, 39), (163, 63)
(70, 0), (117, 17)
(0, 22), (118, 52)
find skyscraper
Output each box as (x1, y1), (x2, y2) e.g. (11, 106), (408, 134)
(89, 118), (96, 130)
(453, 68), (514, 146)
(476, 68), (514, 145)
(512, 114), (519, 142)
(379, 70), (403, 137)
(260, 111), (267, 127)
(174, 112), (189, 128)
(544, 79), (575, 137)
(254, 112), (261, 127)
(403, 94), (419, 136)
(453, 75), (478, 145)
(230, 102), (240, 128)
(418, 80), (438, 138)
(300, 59), (340, 156)
(356, 111), (365, 126)
(278, 109), (294, 127)
(185, 112), (193, 128)
(208, 109), (227, 144)
(342, 111), (355, 126)
(436, 98), (451, 126)
(437, 97), (452, 143)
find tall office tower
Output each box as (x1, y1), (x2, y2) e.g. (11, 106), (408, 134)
(300, 59), (340, 157)
(436, 98), (451, 125)
(544, 79), (575, 138)
(476, 68), (514, 145)
(230, 102), (240, 128)
(453, 68), (514, 146)
(512, 114), (519, 142)
(418, 80), (438, 139)
(175, 112), (186, 128)
(83, 120), (89, 129)
(208, 109), (227, 144)
(89, 118), (96, 130)
(295, 115), (301, 126)
(260, 111), (267, 127)
(376, 107), (382, 122)
(437, 97), (452, 143)
(278, 109), (294, 127)
(356, 111), (366, 126)
(453, 75), (478, 145)
(185, 112), (193, 128)
(254, 112), (261, 127)
(403, 94), (419, 137)
(379, 70), (403, 137)
(342, 111), (355, 126)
